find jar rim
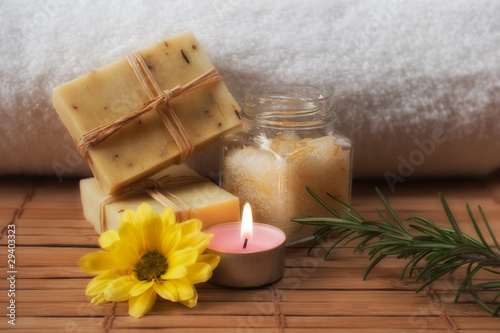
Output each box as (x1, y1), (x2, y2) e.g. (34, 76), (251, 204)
(244, 84), (333, 103)
(242, 84), (336, 129)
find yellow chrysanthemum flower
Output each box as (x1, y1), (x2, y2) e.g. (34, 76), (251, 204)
(78, 203), (220, 318)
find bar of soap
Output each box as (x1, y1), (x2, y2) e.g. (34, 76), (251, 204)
(80, 164), (241, 234)
(53, 30), (241, 194)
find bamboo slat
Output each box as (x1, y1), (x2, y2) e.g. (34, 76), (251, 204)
(0, 174), (499, 332)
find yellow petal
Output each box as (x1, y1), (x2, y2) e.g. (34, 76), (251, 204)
(137, 202), (153, 222)
(78, 251), (121, 275)
(171, 278), (194, 301)
(129, 280), (154, 297)
(142, 210), (163, 252)
(110, 240), (139, 268)
(178, 232), (212, 254)
(153, 280), (178, 302)
(179, 288), (198, 308)
(160, 223), (181, 257)
(197, 254), (221, 271)
(168, 248), (198, 268)
(104, 275), (135, 302)
(118, 219), (144, 255)
(160, 206), (176, 227)
(161, 264), (187, 280)
(91, 293), (108, 305)
(85, 270), (122, 296)
(128, 287), (157, 318)
(98, 230), (120, 250)
(179, 219), (202, 236)
(185, 262), (213, 284)
(120, 209), (140, 228)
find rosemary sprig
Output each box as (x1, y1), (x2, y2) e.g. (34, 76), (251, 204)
(292, 187), (500, 316)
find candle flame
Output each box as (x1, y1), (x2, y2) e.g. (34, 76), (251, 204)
(241, 203), (253, 242)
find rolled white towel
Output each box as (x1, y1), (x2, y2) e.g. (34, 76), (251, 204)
(0, 0), (499, 185)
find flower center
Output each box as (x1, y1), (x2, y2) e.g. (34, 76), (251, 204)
(135, 251), (167, 281)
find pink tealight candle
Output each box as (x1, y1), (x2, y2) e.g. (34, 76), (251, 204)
(204, 203), (286, 288)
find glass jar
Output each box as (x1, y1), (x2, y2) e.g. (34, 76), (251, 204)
(221, 84), (352, 245)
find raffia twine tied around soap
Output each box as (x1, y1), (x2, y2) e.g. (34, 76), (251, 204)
(77, 51), (222, 164)
(77, 50), (220, 232)
(99, 174), (210, 232)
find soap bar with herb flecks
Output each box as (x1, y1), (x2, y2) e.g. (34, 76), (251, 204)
(80, 164), (241, 234)
(53, 30), (241, 194)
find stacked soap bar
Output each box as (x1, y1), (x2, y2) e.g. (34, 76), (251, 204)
(53, 30), (241, 194)
(81, 164), (240, 234)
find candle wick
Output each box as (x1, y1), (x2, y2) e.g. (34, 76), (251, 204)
(243, 237), (249, 249)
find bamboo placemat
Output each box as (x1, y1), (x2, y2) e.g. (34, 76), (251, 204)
(1, 175), (500, 332)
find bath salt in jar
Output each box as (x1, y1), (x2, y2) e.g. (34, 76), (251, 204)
(221, 84), (352, 245)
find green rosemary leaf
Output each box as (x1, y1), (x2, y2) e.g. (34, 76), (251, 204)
(407, 215), (435, 227)
(355, 224), (402, 240)
(439, 193), (466, 243)
(482, 267), (500, 275)
(363, 254), (386, 280)
(466, 266), (499, 316)
(325, 191), (365, 221)
(478, 205), (500, 252)
(291, 216), (340, 226)
(476, 281), (500, 289)
(337, 204), (364, 223)
(379, 233), (413, 243)
(415, 253), (452, 281)
(366, 244), (395, 260)
(376, 208), (394, 228)
(494, 302), (500, 316)
(405, 251), (430, 278)
(294, 187), (500, 316)
(407, 223), (445, 241)
(335, 229), (358, 245)
(305, 186), (341, 218)
(376, 187), (408, 234)
(456, 263), (483, 303)
(416, 264), (461, 293)
(407, 242), (457, 249)
(308, 226), (334, 255)
(357, 239), (402, 252)
(467, 203), (493, 252)
(413, 221), (461, 243)
(324, 230), (357, 259)
(445, 246), (488, 259)
(351, 233), (378, 249)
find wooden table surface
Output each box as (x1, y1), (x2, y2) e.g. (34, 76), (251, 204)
(1, 174), (500, 332)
